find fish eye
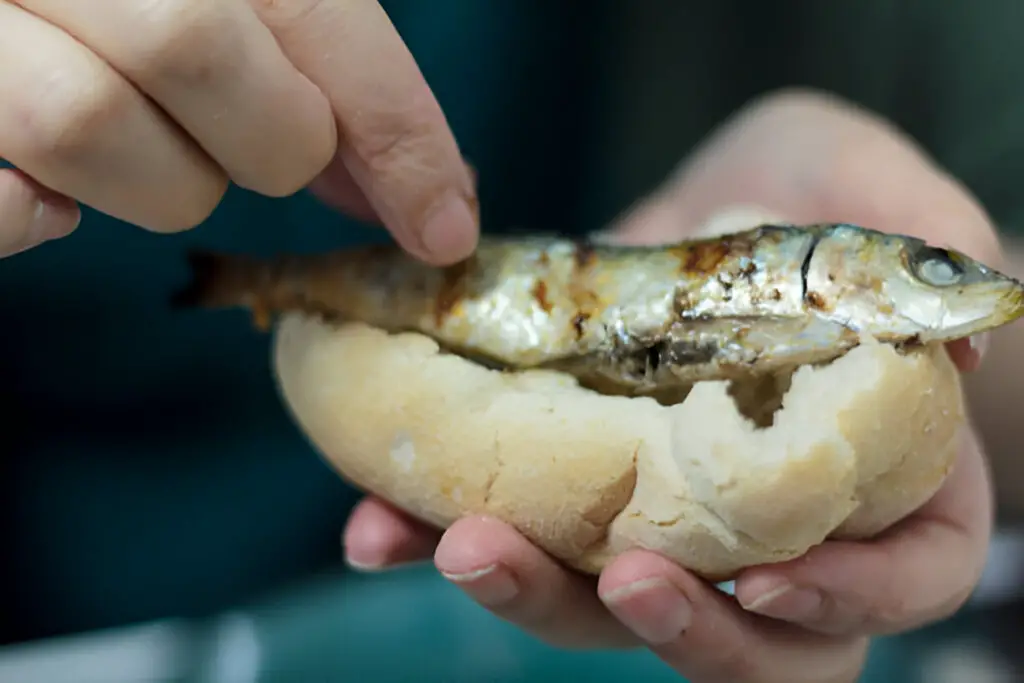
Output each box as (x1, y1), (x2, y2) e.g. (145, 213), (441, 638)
(910, 246), (965, 287)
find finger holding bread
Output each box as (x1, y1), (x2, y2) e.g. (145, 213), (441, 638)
(735, 425), (992, 636)
(599, 550), (871, 683)
(434, 515), (638, 649)
(342, 496), (442, 571)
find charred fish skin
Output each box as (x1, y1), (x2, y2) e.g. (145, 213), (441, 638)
(366, 224), (836, 373)
(593, 222), (1024, 391)
(536, 224), (863, 391)
(422, 226), (813, 369)
(174, 225), (830, 368)
(297, 225), (838, 372)
(173, 222), (1024, 393)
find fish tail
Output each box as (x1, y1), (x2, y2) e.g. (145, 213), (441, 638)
(171, 250), (267, 311)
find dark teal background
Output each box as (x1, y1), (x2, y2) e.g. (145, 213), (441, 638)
(4, 3), (1024, 673)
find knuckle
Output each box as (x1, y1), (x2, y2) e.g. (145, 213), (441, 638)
(135, 165), (227, 234)
(350, 106), (444, 180)
(128, 0), (238, 83)
(162, 175), (228, 231)
(249, 143), (335, 198)
(753, 86), (840, 116)
(21, 70), (132, 160)
(347, 105), (458, 222)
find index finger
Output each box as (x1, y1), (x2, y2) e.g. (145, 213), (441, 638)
(251, 0), (478, 265)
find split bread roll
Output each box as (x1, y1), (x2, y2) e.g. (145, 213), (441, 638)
(272, 312), (964, 581)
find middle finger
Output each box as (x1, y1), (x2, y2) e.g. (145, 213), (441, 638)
(434, 516), (637, 649)
(600, 550), (869, 683)
(17, 0), (338, 197)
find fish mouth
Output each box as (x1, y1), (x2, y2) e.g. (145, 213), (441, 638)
(993, 284), (1024, 329)
(950, 284), (1024, 340)
(915, 284), (1024, 345)
(1007, 283), (1024, 316)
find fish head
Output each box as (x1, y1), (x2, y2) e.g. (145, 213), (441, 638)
(819, 226), (1024, 343)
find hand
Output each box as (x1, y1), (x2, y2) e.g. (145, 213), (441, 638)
(0, 0), (477, 264)
(342, 89), (996, 682)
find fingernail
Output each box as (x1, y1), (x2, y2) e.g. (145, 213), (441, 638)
(440, 564), (519, 606)
(601, 577), (692, 645)
(343, 537), (425, 574)
(741, 583), (823, 622)
(343, 543), (388, 572)
(420, 193), (478, 261)
(345, 555), (426, 574)
(345, 556), (386, 573)
(969, 333), (990, 364)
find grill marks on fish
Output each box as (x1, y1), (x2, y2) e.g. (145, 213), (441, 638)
(540, 231), (786, 393)
(805, 290), (828, 311)
(179, 227), (830, 392)
(799, 229), (827, 311)
(572, 238), (598, 270)
(431, 237), (604, 341)
(531, 279), (552, 313)
(433, 257), (475, 326)
(566, 239), (603, 342)
(670, 231), (753, 276)
(670, 227), (789, 316)
(571, 311), (591, 339)
(564, 227), (840, 393)
(172, 221), (1024, 403)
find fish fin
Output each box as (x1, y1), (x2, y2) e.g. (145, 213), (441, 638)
(171, 250), (255, 311)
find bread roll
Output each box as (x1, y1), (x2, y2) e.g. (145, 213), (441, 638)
(272, 313), (963, 581)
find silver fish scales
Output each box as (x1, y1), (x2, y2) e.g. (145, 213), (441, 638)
(173, 223), (1024, 395)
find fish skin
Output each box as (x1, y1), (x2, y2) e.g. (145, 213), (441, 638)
(172, 223), (1024, 394)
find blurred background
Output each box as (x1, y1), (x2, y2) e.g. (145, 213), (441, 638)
(3, 1), (1024, 681)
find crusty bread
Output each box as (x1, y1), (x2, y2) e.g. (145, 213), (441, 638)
(271, 205), (965, 580)
(272, 313), (963, 581)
